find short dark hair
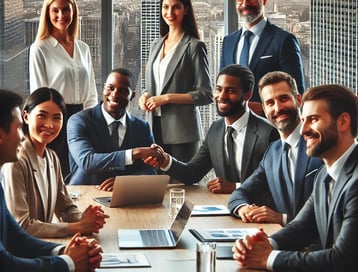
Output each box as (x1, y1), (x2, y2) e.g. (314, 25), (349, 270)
(258, 71), (298, 98)
(216, 64), (255, 94)
(0, 89), (23, 132)
(302, 84), (358, 137)
(22, 87), (66, 135)
(111, 68), (134, 87)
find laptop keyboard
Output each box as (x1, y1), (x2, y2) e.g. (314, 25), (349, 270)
(139, 230), (170, 246)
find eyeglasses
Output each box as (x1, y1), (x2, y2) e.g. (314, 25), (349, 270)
(104, 84), (132, 95)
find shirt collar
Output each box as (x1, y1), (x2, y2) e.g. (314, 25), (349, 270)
(242, 17), (267, 38)
(225, 103), (250, 132)
(101, 104), (127, 127)
(282, 122), (301, 149)
(327, 142), (358, 181)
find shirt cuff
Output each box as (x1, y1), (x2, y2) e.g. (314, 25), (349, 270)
(51, 245), (65, 255)
(160, 155), (173, 172)
(59, 255), (75, 272)
(233, 203), (249, 218)
(267, 250), (280, 271)
(125, 149), (133, 165)
(282, 213), (287, 225)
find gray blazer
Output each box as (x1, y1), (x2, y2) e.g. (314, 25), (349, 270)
(166, 112), (279, 184)
(145, 32), (213, 144)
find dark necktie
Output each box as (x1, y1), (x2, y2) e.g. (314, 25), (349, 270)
(226, 126), (238, 182)
(324, 174), (334, 208)
(111, 121), (120, 149)
(281, 142), (293, 205)
(239, 31), (253, 66)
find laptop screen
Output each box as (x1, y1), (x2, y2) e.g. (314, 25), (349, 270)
(170, 200), (194, 242)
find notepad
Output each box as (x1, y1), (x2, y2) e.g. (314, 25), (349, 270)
(189, 228), (258, 242)
(99, 253), (150, 268)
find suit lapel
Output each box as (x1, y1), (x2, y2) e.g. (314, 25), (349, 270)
(241, 113), (258, 180)
(161, 34), (191, 94)
(93, 104), (114, 151)
(146, 38), (164, 95)
(229, 30), (242, 64)
(249, 21), (274, 72)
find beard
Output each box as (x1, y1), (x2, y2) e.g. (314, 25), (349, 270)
(306, 120), (338, 157)
(239, 2), (263, 24)
(270, 108), (299, 134)
(216, 97), (246, 117)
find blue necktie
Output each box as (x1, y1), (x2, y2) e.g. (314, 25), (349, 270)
(239, 31), (253, 66)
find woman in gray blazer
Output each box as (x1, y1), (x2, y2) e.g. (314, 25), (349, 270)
(139, 0), (213, 162)
(3, 88), (108, 238)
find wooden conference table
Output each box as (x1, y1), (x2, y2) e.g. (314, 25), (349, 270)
(56, 184), (281, 272)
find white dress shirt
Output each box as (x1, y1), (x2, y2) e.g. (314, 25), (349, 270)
(29, 35), (98, 109)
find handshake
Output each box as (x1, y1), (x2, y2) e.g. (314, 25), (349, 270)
(135, 144), (170, 169)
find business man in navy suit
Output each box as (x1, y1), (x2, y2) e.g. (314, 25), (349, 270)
(220, 0), (304, 106)
(67, 68), (163, 186)
(229, 71), (322, 225)
(234, 85), (358, 271)
(0, 90), (102, 271)
(145, 65), (279, 194)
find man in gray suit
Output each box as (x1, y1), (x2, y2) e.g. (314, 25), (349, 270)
(233, 85), (358, 271)
(145, 64), (279, 194)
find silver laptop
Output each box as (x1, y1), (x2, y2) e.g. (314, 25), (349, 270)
(93, 175), (170, 207)
(117, 200), (194, 248)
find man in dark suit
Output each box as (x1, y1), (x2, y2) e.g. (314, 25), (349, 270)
(145, 64), (279, 194)
(67, 68), (163, 186)
(229, 71), (322, 225)
(233, 85), (358, 271)
(0, 89), (102, 271)
(220, 0), (304, 110)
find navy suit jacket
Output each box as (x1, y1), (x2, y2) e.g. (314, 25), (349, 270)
(229, 137), (323, 222)
(270, 145), (358, 272)
(0, 186), (68, 271)
(220, 20), (305, 102)
(166, 112), (279, 184)
(67, 103), (156, 185)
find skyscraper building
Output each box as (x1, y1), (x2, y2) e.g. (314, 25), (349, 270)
(140, 0), (160, 91)
(310, 1), (357, 94)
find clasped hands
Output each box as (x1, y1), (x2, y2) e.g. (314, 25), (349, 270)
(64, 233), (103, 272)
(232, 228), (271, 270)
(238, 204), (283, 225)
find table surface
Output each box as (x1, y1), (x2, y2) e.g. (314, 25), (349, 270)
(53, 184), (281, 272)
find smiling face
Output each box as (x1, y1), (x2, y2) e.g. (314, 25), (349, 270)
(261, 81), (301, 139)
(300, 100), (339, 160)
(236, 0), (265, 26)
(23, 100), (63, 155)
(214, 74), (251, 124)
(161, 0), (187, 28)
(48, 0), (73, 34)
(102, 72), (134, 120)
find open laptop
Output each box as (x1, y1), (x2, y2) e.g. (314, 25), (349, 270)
(93, 175), (170, 208)
(117, 200), (194, 248)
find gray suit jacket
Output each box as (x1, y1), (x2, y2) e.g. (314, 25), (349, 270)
(145, 33), (213, 144)
(166, 112), (279, 184)
(270, 145), (358, 272)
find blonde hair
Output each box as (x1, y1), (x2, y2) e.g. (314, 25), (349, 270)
(36, 0), (79, 41)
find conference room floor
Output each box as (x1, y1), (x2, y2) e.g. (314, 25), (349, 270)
(51, 184), (281, 272)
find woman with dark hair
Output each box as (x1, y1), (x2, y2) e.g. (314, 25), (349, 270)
(139, 0), (213, 162)
(2, 88), (108, 238)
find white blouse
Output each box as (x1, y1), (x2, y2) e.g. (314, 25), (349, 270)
(29, 35), (98, 109)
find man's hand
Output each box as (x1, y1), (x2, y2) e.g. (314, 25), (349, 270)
(232, 229), (271, 269)
(132, 146), (165, 163)
(143, 144), (170, 169)
(97, 177), (115, 192)
(207, 177), (236, 194)
(79, 205), (110, 234)
(238, 204), (283, 224)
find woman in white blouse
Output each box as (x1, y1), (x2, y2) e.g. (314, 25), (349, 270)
(29, 0), (98, 177)
(3, 87), (108, 238)
(139, 0), (212, 163)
